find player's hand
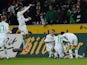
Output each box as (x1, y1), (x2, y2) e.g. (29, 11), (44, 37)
(28, 17), (32, 20)
(29, 4), (34, 7)
(7, 31), (12, 34)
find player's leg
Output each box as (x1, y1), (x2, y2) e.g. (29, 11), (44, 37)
(22, 25), (28, 34)
(3, 38), (10, 59)
(0, 38), (3, 59)
(46, 43), (53, 58)
(58, 46), (64, 58)
(20, 25), (28, 49)
(63, 41), (73, 59)
(74, 38), (78, 58)
(68, 41), (73, 59)
(0, 38), (10, 59)
(69, 48), (73, 59)
(19, 26), (25, 49)
(63, 43), (71, 58)
(54, 47), (58, 58)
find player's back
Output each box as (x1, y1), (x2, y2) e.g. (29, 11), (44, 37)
(63, 33), (77, 39)
(0, 22), (9, 37)
(54, 35), (63, 46)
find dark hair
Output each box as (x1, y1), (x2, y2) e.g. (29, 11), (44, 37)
(60, 32), (65, 35)
(17, 6), (23, 11)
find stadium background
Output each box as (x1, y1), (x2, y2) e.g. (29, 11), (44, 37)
(0, 0), (87, 65)
(0, 0), (87, 58)
(8, 24), (87, 57)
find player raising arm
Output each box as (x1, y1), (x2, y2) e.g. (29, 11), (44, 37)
(17, 4), (33, 35)
(17, 4), (33, 49)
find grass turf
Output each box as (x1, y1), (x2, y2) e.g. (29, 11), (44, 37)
(0, 57), (87, 65)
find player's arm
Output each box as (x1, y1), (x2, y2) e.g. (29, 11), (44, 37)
(25, 17), (32, 22)
(44, 35), (55, 43)
(6, 24), (12, 34)
(44, 38), (55, 43)
(20, 4), (33, 14)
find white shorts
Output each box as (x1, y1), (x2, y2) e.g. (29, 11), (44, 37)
(19, 25), (28, 35)
(46, 43), (54, 52)
(54, 45), (64, 57)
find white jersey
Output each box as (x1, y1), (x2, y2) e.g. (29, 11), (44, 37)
(17, 6), (30, 26)
(44, 34), (55, 43)
(54, 35), (64, 58)
(0, 21), (9, 37)
(54, 35), (63, 47)
(0, 21), (9, 47)
(62, 33), (78, 45)
(44, 34), (55, 52)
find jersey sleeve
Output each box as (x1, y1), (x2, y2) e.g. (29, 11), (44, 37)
(62, 34), (69, 42)
(20, 6), (30, 14)
(44, 35), (55, 43)
(25, 18), (29, 22)
(5, 23), (10, 33)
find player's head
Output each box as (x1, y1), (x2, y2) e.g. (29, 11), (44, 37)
(18, 6), (24, 11)
(1, 16), (7, 22)
(60, 32), (65, 35)
(49, 29), (55, 35)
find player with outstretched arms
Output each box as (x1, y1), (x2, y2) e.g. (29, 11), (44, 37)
(44, 29), (55, 58)
(0, 16), (11, 59)
(17, 4), (33, 49)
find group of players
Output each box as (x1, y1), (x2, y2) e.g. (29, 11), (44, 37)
(44, 29), (84, 59)
(0, 4), (34, 59)
(0, 4), (84, 59)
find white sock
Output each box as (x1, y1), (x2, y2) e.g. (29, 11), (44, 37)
(75, 49), (78, 58)
(49, 51), (52, 58)
(69, 49), (73, 59)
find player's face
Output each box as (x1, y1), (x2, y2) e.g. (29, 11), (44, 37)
(50, 30), (55, 36)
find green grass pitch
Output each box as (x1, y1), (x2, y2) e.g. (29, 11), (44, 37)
(0, 57), (87, 65)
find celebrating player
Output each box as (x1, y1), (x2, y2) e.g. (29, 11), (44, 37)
(17, 4), (33, 49)
(0, 16), (11, 59)
(54, 34), (64, 58)
(61, 32), (78, 59)
(44, 29), (55, 58)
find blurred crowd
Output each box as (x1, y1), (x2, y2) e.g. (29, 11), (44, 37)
(0, 0), (87, 25)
